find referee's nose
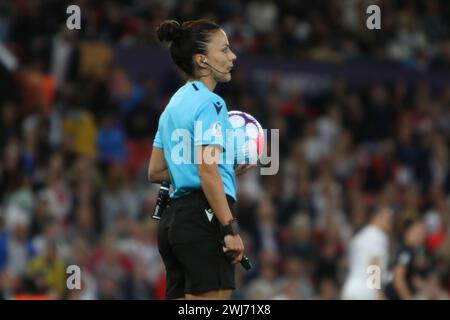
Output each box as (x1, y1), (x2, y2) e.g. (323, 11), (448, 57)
(230, 50), (237, 63)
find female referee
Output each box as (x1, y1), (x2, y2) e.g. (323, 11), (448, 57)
(148, 19), (254, 300)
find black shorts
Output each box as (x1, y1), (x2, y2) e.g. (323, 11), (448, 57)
(157, 190), (237, 299)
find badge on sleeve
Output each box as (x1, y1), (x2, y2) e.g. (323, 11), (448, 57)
(211, 121), (222, 138)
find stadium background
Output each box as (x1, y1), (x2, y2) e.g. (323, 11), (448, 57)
(0, 0), (449, 299)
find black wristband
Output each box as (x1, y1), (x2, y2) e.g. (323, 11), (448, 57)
(220, 219), (239, 237)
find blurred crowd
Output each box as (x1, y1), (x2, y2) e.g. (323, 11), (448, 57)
(1, 0), (450, 300)
(2, 0), (450, 69)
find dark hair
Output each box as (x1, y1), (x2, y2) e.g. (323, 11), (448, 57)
(156, 19), (220, 76)
(367, 204), (391, 221)
(401, 215), (422, 234)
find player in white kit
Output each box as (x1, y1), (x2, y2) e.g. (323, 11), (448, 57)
(341, 205), (393, 300)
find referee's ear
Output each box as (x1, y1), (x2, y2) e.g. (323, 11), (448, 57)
(194, 54), (208, 69)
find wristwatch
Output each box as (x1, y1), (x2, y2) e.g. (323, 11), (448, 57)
(220, 219), (239, 237)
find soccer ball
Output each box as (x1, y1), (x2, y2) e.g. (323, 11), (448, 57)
(227, 110), (265, 165)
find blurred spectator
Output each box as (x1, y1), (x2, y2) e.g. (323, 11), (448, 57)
(64, 239), (97, 300)
(283, 213), (315, 260)
(101, 164), (141, 232)
(245, 250), (280, 299)
(341, 206), (393, 300)
(274, 254), (314, 299)
(26, 240), (66, 297)
(0, 205), (36, 276)
(40, 152), (72, 222)
(249, 195), (281, 256)
(96, 114), (127, 165)
(246, 0), (279, 36)
(315, 277), (340, 300)
(61, 106), (97, 158)
(122, 259), (153, 300)
(50, 29), (79, 90)
(0, 102), (20, 151)
(385, 217), (427, 300)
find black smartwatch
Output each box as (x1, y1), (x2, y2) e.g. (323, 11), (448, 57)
(220, 219), (239, 237)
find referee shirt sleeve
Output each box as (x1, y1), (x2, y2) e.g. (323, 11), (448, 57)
(153, 128), (163, 148)
(194, 98), (226, 150)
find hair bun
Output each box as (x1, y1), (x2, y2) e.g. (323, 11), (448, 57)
(156, 20), (182, 43)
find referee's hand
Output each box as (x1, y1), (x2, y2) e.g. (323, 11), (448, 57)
(223, 234), (244, 265)
(234, 164), (256, 177)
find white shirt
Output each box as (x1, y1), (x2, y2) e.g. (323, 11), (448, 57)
(342, 225), (389, 300)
